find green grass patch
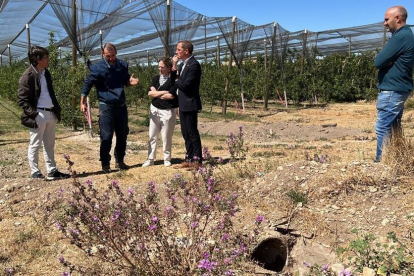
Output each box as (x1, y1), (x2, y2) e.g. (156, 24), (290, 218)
(199, 110), (259, 122)
(252, 151), (285, 158)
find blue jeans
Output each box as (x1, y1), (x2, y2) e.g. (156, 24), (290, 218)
(99, 103), (129, 165)
(375, 90), (410, 161)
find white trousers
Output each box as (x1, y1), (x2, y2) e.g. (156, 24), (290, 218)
(28, 109), (58, 175)
(147, 104), (176, 161)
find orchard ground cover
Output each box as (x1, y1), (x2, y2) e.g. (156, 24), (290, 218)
(0, 98), (414, 275)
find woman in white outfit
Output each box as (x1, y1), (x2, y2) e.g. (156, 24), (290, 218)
(142, 57), (178, 167)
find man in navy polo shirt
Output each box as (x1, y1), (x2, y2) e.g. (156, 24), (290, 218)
(81, 43), (139, 173)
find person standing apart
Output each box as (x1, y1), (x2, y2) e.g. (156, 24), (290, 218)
(142, 57), (178, 167)
(18, 46), (70, 180)
(80, 43), (139, 173)
(173, 40), (203, 167)
(374, 6), (414, 162)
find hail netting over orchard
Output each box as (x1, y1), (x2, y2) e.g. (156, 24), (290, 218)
(0, 0), (412, 67)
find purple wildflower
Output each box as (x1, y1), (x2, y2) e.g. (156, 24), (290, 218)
(128, 187), (133, 196)
(111, 210), (121, 221)
(322, 264), (329, 271)
(69, 228), (79, 236)
(59, 256), (65, 263)
(197, 259), (217, 271)
(149, 224), (157, 231)
(339, 268), (353, 276)
(148, 181), (157, 194)
(221, 233), (230, 241)
(191, 222), (198, 229)
(165, 206), (174, 215)
(255, 215), (265, 223)
(85, 179), (92, 186)
(55, 221), (62, 230)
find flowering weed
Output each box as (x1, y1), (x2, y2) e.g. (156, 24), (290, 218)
(46, 153), (263, 275)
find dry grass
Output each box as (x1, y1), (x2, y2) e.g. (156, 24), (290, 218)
(2, 99), (414, 275)
(382, 129), (414, 177)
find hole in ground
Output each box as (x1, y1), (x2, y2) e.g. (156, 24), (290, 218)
(251, 237), (288, 272)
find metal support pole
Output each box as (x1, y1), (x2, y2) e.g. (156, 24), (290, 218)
(165, 0), (171, 57)
(147, 50), (150, 66)
(301, 29), (307, 74)
(216, 36), (220, 67)
(0, 54), (2, 70)
(71, 0), (77, 67)
(26, 24), (31, 53)
(223, 16), (236, 115)
(314, 33), (319, 57)
(204, 16), (207, 63)
(264, 39), (267, 71)
(348, 36), (351, 57)
(382, 26), (387, 48)
(8, 44), (11, 66)
(99, 30), (103, 58)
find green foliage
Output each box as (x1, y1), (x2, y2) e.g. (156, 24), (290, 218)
(0, 37), (394, 118)
(134, 113), (150, 127)
(46, 32), (88, 127)
(128, 64), (157, 107)
(302, 263), (337, 276)
(0, 60), (26, 103)
(286, 189), (308, 204)
(405, 96), (414, 110)
(337, 230), (414, 275)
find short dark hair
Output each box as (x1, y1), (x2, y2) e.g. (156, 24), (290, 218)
(178, 40), (194, 54)
(102, 42), (117, 54)
(159, 57), (172, 69)
(28, 46), (49, 66)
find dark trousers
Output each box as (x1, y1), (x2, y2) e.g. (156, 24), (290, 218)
(179, 110), (202, 162)
(98, 104), (129, 165)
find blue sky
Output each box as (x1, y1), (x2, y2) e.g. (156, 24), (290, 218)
(175, 0), (414, 32)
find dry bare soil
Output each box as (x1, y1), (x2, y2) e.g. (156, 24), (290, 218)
(1, 99), (414, 275)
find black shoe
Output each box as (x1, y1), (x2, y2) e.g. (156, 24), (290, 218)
(115, 162), (129, 170)
(46, 170), (70, 181)
(102, 164), (112, 174)
(31, 172), (45, 179)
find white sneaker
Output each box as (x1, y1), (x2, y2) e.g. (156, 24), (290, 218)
(164, 161), (172, 167)
(142, 159), (154, 167)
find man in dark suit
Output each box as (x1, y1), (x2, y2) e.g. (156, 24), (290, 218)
(172, 40), (202, 167)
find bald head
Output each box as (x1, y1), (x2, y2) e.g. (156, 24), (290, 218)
(388, 6), (408, 22)
(384, 6), (407, 32)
